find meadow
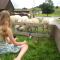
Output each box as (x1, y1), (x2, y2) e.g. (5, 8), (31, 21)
(0, 35), (60, 60)
(35, 7), (60, 17)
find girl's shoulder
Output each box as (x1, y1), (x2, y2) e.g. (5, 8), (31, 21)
(7, 27), (12, 34)
(0, 26), (2, 29)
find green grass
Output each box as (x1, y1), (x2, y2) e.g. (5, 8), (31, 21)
(0, 35), (60, 60)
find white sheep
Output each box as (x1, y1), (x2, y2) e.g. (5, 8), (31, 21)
(41, 18), (49, 24)
(15, 25), (20, 29)
(30, 18), (40, 24)
(10, 15), (22, 23)
(17, 25), (26, 31)
(10, 15), (39, 24)
(21, 16), (29, 23)
(10, 15), (40, 31)
(41, 18), (49, 31)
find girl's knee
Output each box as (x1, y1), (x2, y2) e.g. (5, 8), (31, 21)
(24, 44), (28, 49)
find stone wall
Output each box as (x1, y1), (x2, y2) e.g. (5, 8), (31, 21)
(54, 25), (60, 52)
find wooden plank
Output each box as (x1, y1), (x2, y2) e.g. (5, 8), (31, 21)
(14, 31), (49, 37)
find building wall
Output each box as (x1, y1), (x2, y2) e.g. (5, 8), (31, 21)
(6, 0), (14, 12)
(0, 0), (14, 13)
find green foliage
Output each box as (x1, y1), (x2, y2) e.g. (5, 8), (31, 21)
(35, 7), (60, 17)
(40, 3), (55, 16)
(48, 0), (53, 5)
(56, 6), (59, 9)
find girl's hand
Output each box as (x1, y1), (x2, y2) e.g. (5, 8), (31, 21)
(15, 38), (18, 40)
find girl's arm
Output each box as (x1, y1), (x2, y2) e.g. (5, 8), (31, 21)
(7, 28), (27, 46)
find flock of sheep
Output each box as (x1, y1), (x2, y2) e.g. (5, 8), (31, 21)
(10, 15), (40, 24)
(10, 15), (41, 31)
(10, 15), (50, 31)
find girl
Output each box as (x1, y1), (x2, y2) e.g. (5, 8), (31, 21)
(0, 10), (28, 60)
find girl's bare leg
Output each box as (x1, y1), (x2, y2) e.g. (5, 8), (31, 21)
(14, 44), (28, 60)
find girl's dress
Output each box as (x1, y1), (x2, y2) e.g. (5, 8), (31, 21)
(0, 27), (21, 54)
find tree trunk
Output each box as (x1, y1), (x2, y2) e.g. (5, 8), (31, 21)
(47, 14), (48, 16)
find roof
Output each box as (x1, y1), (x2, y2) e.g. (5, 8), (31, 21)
(14, 9), (30, 12)
(0, 0), (12, 9)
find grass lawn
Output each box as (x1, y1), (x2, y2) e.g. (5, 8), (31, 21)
(0, 35), (60, 60)
(35, 8), (60, 17)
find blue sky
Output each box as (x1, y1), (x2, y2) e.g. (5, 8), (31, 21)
(11, 0), (60, 8)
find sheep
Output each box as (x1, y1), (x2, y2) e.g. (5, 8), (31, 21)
(25, 18), (40, 32)
(30, 18), (40, 24)
(10, 15), (22, 32)
(15, 25), (20, 29)
(10, 15), (39, 24)
(21, 16), (29, 23)
(16, 25), (26, 31)
(41, 18), (49, 31)
(22, 16), (29, 20)
(18, 18), (40, 32)
(10, 15), (22, 23)
(10, 15), (40, 32)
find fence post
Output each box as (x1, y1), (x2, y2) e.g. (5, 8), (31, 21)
(49, 25), (56, 39)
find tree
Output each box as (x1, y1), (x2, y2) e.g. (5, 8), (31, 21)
(40, 3), (54, 16)
(32, 7), (41, 17)
(48, 0), (53, 5)
(56, 6), (59, 9)
(45, 0), (53, 5)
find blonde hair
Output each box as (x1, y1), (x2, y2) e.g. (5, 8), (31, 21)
(0, 10), (11, 26)
(0, 10), (11, 38)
